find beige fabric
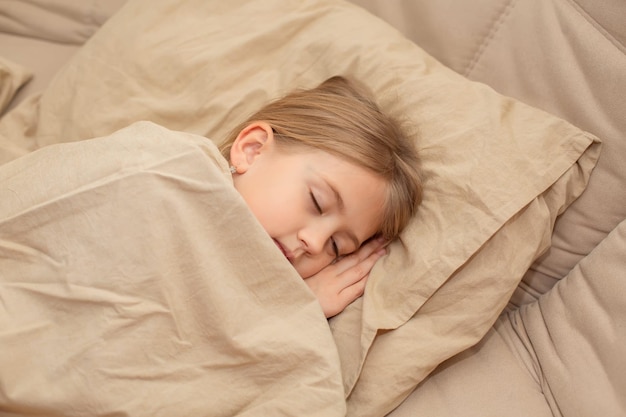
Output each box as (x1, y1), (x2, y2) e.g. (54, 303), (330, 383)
(474, 0), (626, 309)
(352, 0), (626, 310)
(387, 321), (555, 417)
(0, 56), (32, 160)
(0, 121), (345, 416)
(0, 0), (125, 111)
(389, 218), (626, 417)
(0, 0), (601, 415)
(0, 56), (30, 113)
(349, 0), (507, 72)
(0, 33), (79, 113)
(0, 0), (126, 45)
(520, 221), (626, 416)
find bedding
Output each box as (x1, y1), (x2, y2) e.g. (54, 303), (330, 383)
(350, 1), (626, 416)
(390, 217), (626, 417)
(0, 0), (126, 114)
(0, 0), (601, 415)
(0, 121), (345, 416)
(360, 0), (626, 312)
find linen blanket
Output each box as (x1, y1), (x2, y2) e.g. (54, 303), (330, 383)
(0, 121), (345, 416)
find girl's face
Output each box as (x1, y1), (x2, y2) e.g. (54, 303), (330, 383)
(231, 122), (386, 278)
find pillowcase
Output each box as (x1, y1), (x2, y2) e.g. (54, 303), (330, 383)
(456, 0), (626, 310)
(0, 0), (600, 415)
(373, 0), (626, 310)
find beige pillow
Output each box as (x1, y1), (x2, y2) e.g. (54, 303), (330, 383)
(364, 0), (626, 310)
(467, 0), (626, 310)
(0, 0), (600, 415)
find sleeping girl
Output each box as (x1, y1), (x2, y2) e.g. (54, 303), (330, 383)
(220, 76), (423, 317)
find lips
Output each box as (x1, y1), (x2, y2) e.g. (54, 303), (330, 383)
(273, 239), (292, 261)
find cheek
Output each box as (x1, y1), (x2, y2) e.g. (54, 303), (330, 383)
(247, 192), (294, 235)
(236, 181), (286, 231)
(294, 255), (333, 279)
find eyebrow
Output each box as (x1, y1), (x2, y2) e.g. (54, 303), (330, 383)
(324, 178), (361, 250)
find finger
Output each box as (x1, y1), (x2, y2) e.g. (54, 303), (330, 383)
(337, 273), (369, 306)
(357, 236), (388, 258)
(333, 237), (387, 273)
(337, 247), (386, 287)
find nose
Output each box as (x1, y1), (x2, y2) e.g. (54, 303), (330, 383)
(298, 224), (331, 256)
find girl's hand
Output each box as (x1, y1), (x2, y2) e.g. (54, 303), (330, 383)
(304, 237), (387, 318)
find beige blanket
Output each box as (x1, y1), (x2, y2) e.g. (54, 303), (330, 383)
(0, 121), (345, 416)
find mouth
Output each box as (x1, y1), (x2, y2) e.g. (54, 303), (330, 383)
(273, 239), (293, 262)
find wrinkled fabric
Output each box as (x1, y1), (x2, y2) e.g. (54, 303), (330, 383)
(0, 0), (601, 415)
(0, 121), (345, 417)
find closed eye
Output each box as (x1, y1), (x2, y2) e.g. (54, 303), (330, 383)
(331, 238), (339, 258)
(310, 191), (322, 214)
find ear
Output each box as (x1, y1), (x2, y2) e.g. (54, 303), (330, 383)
(229, 121), (275, 174)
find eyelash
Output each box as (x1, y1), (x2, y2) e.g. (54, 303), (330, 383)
(310, 191), (339, 258)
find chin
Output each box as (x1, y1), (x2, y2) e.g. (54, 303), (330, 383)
(297, 265), (326, 280)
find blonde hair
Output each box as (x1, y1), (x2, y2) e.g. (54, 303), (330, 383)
(219, 76), (422, 240)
